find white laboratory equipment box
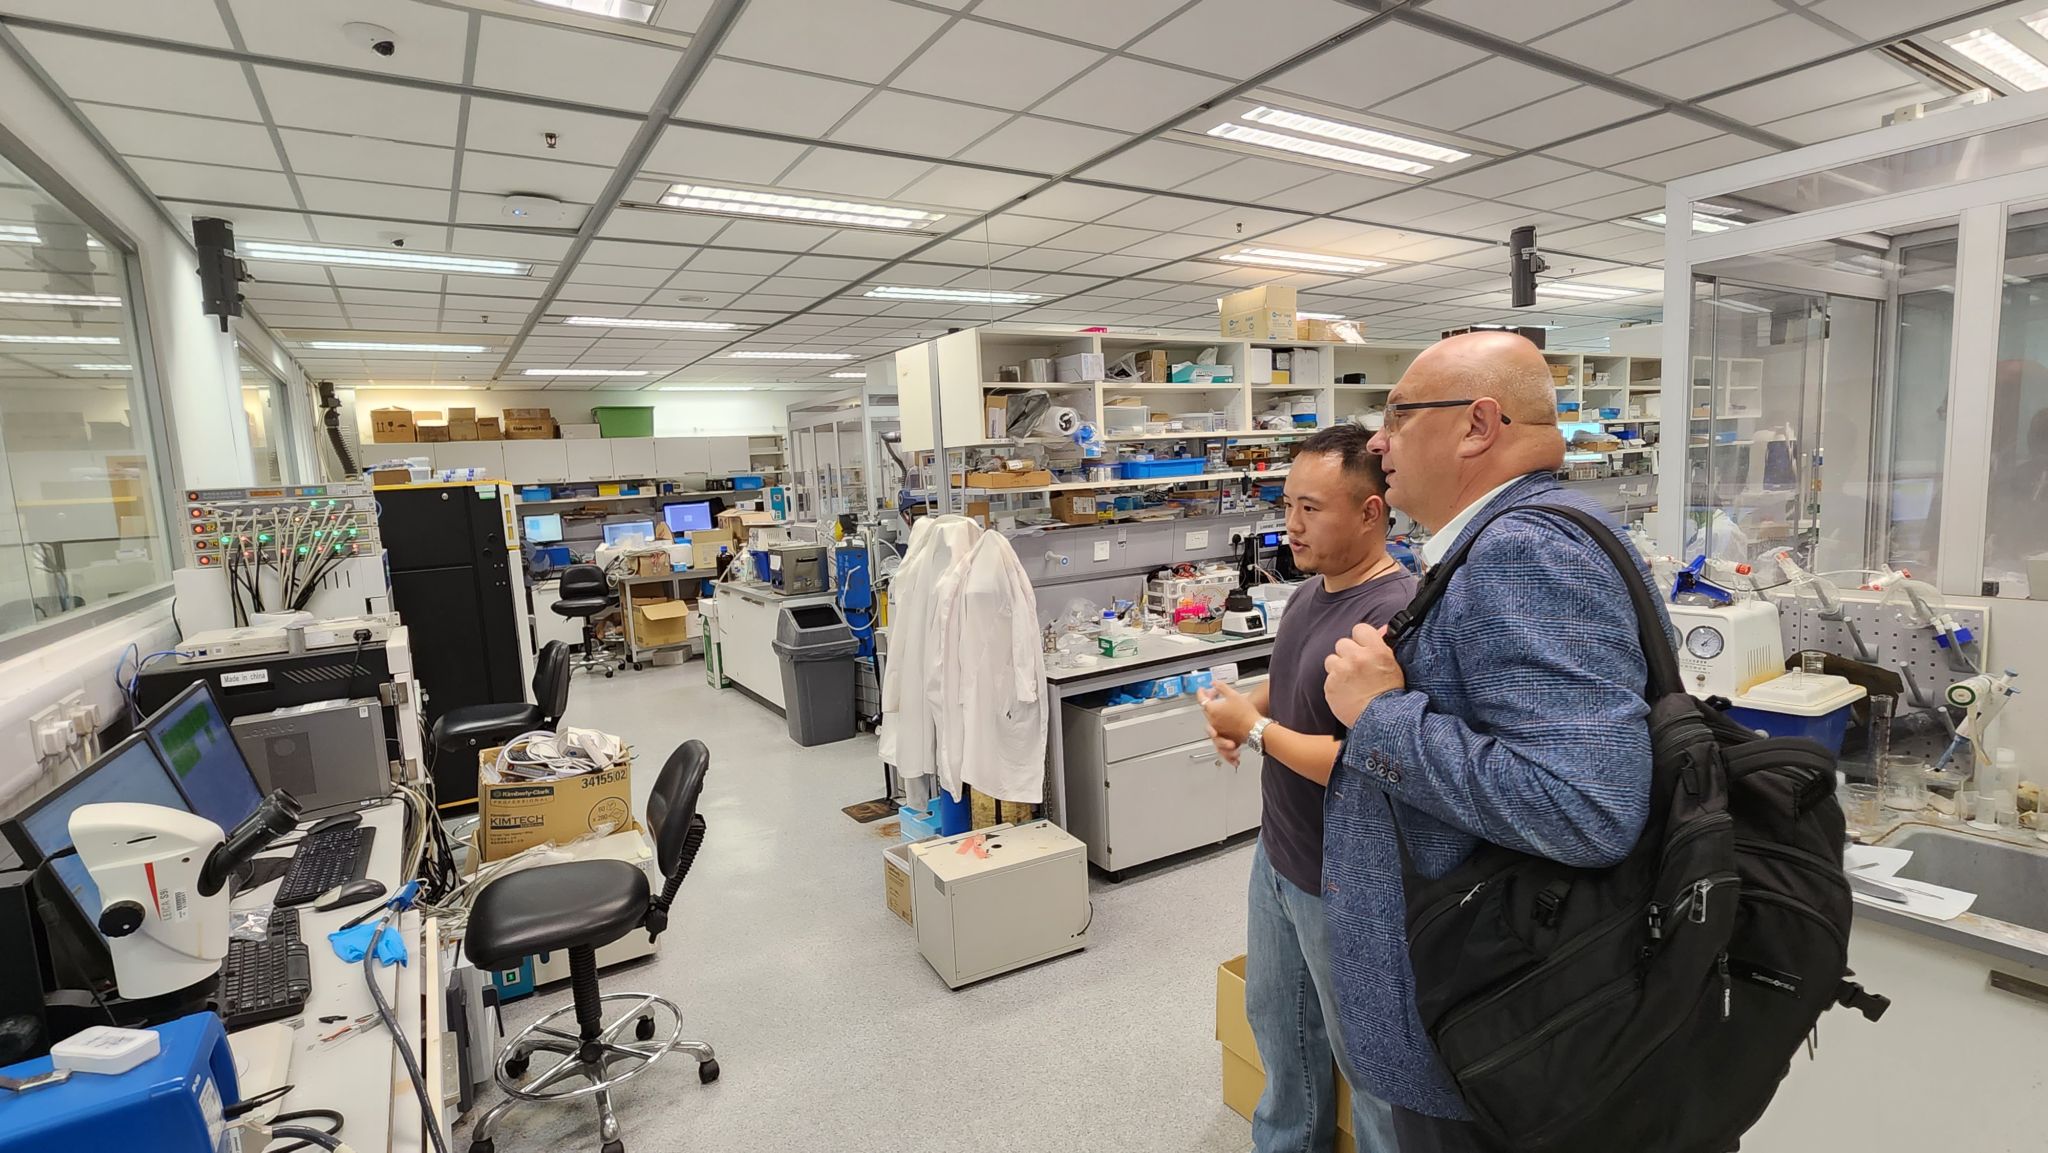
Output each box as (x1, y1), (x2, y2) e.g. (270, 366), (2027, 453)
(909, 821), (1090, 988)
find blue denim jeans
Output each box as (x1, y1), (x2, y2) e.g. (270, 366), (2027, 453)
(1247, 842), (1398, 1153)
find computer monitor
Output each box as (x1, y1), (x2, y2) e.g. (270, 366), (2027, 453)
(145, 681), (265, 835)
(663, 501), (713, 534)
(523, 513), (564, 543)
(602, 520), (655, 548)
(2, 735), (189, 921)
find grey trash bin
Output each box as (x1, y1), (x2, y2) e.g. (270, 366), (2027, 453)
(771, 603), (861, 746)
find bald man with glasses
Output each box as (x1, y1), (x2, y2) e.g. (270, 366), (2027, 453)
(1311, 332), (1668, 1153)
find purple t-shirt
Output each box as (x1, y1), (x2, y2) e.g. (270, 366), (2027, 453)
(1261, 568), (1418, 895)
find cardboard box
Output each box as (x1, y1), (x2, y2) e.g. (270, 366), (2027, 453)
(628, 550), (670, 577)
(632, 598), (695, 647)
(477, 416), (502, 440)
(504, 417), (557, 440)
(964, 500), (991, 529)
(561, 423), (601, 440)
(963, 469), (1053, 489)
(1050, 490), (1098, 525)
(716, 509), (777, 544)
(504, 407), (552, 420)
(1219, 955), (1353, 1142)
(687, 529), (737, 561)
(1295, 318), (1335, 342)
(449, 419), (479, 442)
(1053, 352), (1105, 382)
(416, 424), (452, 443)
(475, 749), (633, 863)
(1220, 285), (1297, 341)
(447, 407), (477, 422)
(984, 394), (1009, 440)
(1137, 349), (1170, 383)
(369, 467), (414, 487)
(370, 407), (416, 444)
(883, 842), (915, 926)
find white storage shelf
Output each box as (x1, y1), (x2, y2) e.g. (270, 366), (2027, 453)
(425, 434), (775, 488)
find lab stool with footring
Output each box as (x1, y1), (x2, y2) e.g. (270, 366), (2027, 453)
(553, 563), (625, 679)
(463, 739), (717, 1153)
(427, 640), (570, 810)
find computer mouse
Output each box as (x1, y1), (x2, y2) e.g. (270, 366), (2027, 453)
(307, 812), (363, 837)
(313, 879), (386, 912)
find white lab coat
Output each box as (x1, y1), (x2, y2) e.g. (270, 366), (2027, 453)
(876, 515), (982, 783)
(930, 531), (1045, 803)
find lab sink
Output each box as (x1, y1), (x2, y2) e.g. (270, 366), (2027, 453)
(1881, 826), (2048, 933)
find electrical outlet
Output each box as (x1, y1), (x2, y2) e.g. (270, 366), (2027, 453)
(28, 704), (71, 757)
(1093, 541), (1111, 562)
(1230, 524), (1253, 545)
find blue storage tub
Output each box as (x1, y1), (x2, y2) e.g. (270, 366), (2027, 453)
(518, 485), (552, 502)
(1724, 673), (1865, 754)
(899, 802), (946, 841)
(731, 475), (767, 490)
(1120, 458), (1206, 480)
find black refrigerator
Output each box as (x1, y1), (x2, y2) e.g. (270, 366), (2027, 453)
(376, 483), (529, 801)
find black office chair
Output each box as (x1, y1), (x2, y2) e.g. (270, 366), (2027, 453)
(428, 641), (571, 806)
(552, 564), (623, 679)
(464, 740), (716, 1153)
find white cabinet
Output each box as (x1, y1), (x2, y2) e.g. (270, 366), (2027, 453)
(430, 442), (505, 476)
(654, 437), (709, 476)
(501, 440), (570, 484)
(606, 436), (654, 480)
(564, 439), (615, 482)
(705, 436), (749, 474)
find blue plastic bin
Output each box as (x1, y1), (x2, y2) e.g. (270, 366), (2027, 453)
(732, 475), (767, 490)
(1120, 458), (1206, 480)
(1724, 674), (1864, 755)
(518, 485), (552, 502)
(899, 802), (946, 841)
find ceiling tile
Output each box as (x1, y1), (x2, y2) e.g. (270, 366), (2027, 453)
(1501, 170), (1648, 212)
(1701, 53), (1923, 125)
(128, 158), (296, 206)
(954, 116), (1127, 173)
(566, 263), (674, 288)
(1530, 0), (1781, 74)
(893, 21), (1104, 110)
(1009, 181), (1146, 222)
(641, 126), (807, 186)
(991, 248), (1095, 272)
(972, 0), (1183, 46)
(81, 104), (278, 170)
(1612, 134), (1778, 183)
(1032, 57), (1230, 133)
(228, 0), (471, 82)
(1403, 200), (1539, 235)
(597, 209), (729, 245)
(280, 129), (453, 188)
(1130, 0), (1362, 80)
(1092, 196), (1224, 232)
(1804, 0), (1977, 41)
(720, 0), (948, 84)
(1045, 223), (1156, 252)
(1543, 112), (1720, 166)
(1062, 254), (1162, 277)
(678, 59), (870, 137)
(183, 206), (314, 242)
(1259, 171), (1409, 215)
(1619, 14), (1855, 99)
(254, 66), (461, 145)
(680, 249), (790, 275)
(472, 15), (679, 112)
(1375, 56), (1577, 131)
(778, 147), (935, 199)
(464, 97), (637, 169)
(14, 30), (260, 119)
(808, 230), (934, 258)
(826, 91), (1012, 158)
(706, 220), (833, 250)
(1463, 86), (1653, 149)
(1263, 21), (1488, 109)
(1180, 157), (1331, 202)
(1181, 205), (1308, 239)
(1342, 187), (1476, 226)
(1430, 155), (1584, 199)
(1760, 84), (1940, 146)
(894, 165), (1041, 211)
(1556, 186), (1668, 221)
(460, 152), (612, 203)
(1256, 219), (1376, 249)
(1080, 140), (1239, 189)
(1421, 0), (1627, 43)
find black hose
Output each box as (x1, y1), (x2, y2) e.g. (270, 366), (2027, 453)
(364, 916), (449, 1153)
(318, 381), (360, 476)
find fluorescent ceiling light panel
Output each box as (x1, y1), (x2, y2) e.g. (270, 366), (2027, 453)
(829, 371), (868, 379)
(1297, 311), (1348, 321)
(657, 184), (945, 231)
(0, 334), (121, 344)
(520, 368), (650, 376)
(560, 316), (743, 331)
(1535, 283), (1637, 300)
(1632, 211), (1736, 234)
(1218, 247), (1388, 275)
(72, 363), (131, 371)
(354, 383), (475, 390)
(240, 240), (529, 276)
(304, 341), (490, 353)
(0, 290), (120, 307)
(726, 350), (854, 360)
(1945, 28), (2048, 92)
(1208, 122), (1434, 176)
(1240, 107), (1469, 164)
(0, 225), (41, 244)
(659, 386), (754, 392)
(863, 286), (1046, 304)
(523, 0), (653, 23)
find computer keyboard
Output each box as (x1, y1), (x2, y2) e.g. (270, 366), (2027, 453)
(274, 825), (377, 907)
(219, 906), (310, 1032)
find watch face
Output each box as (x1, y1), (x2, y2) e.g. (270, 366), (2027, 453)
(1685, 625), (1725, 659)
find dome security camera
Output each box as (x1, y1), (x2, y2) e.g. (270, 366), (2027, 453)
(345, 22), (397, 58)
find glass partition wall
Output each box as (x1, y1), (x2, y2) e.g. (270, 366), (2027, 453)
(1660, 90), (2048, 599)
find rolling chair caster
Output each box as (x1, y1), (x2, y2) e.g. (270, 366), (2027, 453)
(699, 1058), (720, 1084)
(469, 1141), (493, 1153)
(504, 1052), (530, 1078)
(602, 1143), (624, 1153)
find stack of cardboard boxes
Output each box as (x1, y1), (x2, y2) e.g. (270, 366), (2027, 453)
(503, 407), (556, 439)
(1218, 955), (1358, 1153)
(369, 405), (552, 443)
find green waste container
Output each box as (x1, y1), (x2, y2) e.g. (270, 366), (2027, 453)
(592, 405), (655, 438)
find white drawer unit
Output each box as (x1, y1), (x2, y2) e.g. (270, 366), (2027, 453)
(1061, 675), (1266, 875)
(909, 821), (1090, 988)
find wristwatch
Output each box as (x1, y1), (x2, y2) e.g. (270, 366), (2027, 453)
(1246, 718), (1273, 755)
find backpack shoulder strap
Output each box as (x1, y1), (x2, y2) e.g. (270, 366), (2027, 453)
(1384, 500), (1684, 701)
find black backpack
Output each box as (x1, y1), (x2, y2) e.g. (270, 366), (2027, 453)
(1381, 503), (1888, 1153)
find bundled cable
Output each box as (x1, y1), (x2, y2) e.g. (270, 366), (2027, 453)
(487, 726), (629, 782)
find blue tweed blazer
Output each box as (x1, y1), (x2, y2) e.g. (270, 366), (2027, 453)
(1323, 471), (1668, 1119)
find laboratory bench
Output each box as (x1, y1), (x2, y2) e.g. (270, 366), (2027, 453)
(709, 581), (837, 711)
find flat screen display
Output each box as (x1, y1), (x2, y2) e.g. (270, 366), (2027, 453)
(663, 501), (713, 534)
(523, 513), (564, 542)
(602, 521), (655, 547)
(5, 736), (188, 920)
(146, 681), (264, 834)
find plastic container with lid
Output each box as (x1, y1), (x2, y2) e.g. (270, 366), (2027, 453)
(1724, 672), (1868, 754)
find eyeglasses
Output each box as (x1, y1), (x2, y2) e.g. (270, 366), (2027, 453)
(1380, 398), (1512, 433)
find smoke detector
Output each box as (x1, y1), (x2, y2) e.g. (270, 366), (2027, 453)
(502, 195), (566, 225)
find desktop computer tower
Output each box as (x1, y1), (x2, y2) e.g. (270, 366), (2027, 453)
(0, 869), (52, 1064)
(376, 483), (536, 770)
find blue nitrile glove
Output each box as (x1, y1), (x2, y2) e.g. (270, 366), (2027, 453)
(329, 920), (410, 966)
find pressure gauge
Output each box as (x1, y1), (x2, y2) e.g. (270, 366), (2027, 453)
(1685, 625), (1725, 660)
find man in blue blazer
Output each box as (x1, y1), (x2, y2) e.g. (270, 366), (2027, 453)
(1316, 332), (1663, 1153)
